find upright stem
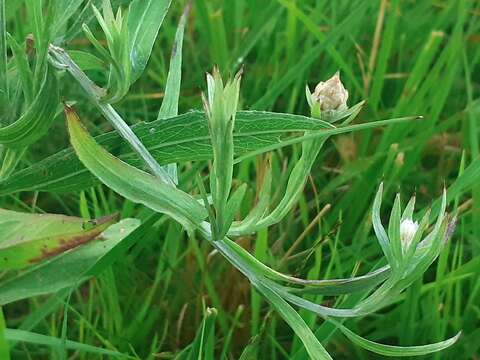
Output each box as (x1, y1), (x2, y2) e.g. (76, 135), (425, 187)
(48, 45), (176, 187)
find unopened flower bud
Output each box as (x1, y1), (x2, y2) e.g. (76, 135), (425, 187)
(313, 71), (349, 111)
(400, 218), (419, 249)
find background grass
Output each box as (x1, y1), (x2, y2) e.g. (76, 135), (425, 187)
(2, 0), (480, 358)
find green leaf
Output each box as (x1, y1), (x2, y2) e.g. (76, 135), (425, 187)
(128, 0), (172, 81)
(252, 280), (333, 360)
(0, 109), (337, 195)
(157, 3), (190, 183)
(212, 237), (333, 358)
(48, 46), (174, 185)
(0, 65), (59, 148)
(0, 209), (117, 269)
(66, 107), (207, 229)
(221, 183), (247, 238)
(188, 308), (217, 360)
(7, 33), (34, 104)
(0, 218), (140, 305)
(388, 193), (402, 264)
(67, 50), (106, 71)
(334, 321), (461, 357)
(157, 4), (189, 121)
(221, 238), (390, 295)
(52, 0), (85, 40)
(5, 329), (134, 358)
(401, 195), (416, 221)
(372, 183), (394, 265)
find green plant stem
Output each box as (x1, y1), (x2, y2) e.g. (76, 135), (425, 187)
(48, 45), (175, 187)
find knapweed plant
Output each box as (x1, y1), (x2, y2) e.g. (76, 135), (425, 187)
(0, 0), (467, 359)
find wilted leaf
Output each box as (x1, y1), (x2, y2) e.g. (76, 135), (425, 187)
(0, 209), (117, 269)
(0, 218), (140, 305)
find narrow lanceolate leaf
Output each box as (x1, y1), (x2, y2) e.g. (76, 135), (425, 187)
(213, 239), (332, 359)
(0, 104), (393, 196)
(128, 0), (172, 81)
(222, 238), (390, 295)
(186, 308), (217, 360)
(252, 281), (333, 360)
(157, 3), (190, 184)
(157, 3), (189, 120)
(0, 209), (117, 269)
(333, 320), (461, 357)
(0, 110), (336, 195)
(0, 65), (59, 148)
(0, 218), (140, 305)
(66, 107), (207, 229)
(5, 329), (134, 358)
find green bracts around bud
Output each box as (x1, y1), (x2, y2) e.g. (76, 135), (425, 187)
(202, 68), (242, 239)
(306, 71), (349, 120)
(83, 0), (131, 103)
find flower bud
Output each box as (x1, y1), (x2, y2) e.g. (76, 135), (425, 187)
(400, 218), (419, 250)
(313, 71), (348, 111)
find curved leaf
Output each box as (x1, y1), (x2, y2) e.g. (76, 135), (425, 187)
(253, 280), (333, 360)
(66, 107), (207, 229)
(335, 321), (461, 357)
(0, 65), (58, 148)
(221, 238), (390, 295)
(5, 329), (134, 358)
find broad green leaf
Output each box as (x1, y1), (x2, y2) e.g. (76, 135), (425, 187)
(66, 107), (207, 229)
(0, 209), (117, 269)
(2, 104), (415, 196)
(128, 0), (172, 81)
(0, 110), (337, 195)
(5, 329), (134, 358)
(0, 218), (139, 305)
(0, 65), (59, 148)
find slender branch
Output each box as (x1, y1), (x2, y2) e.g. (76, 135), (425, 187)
(48, 44), (176, 187)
